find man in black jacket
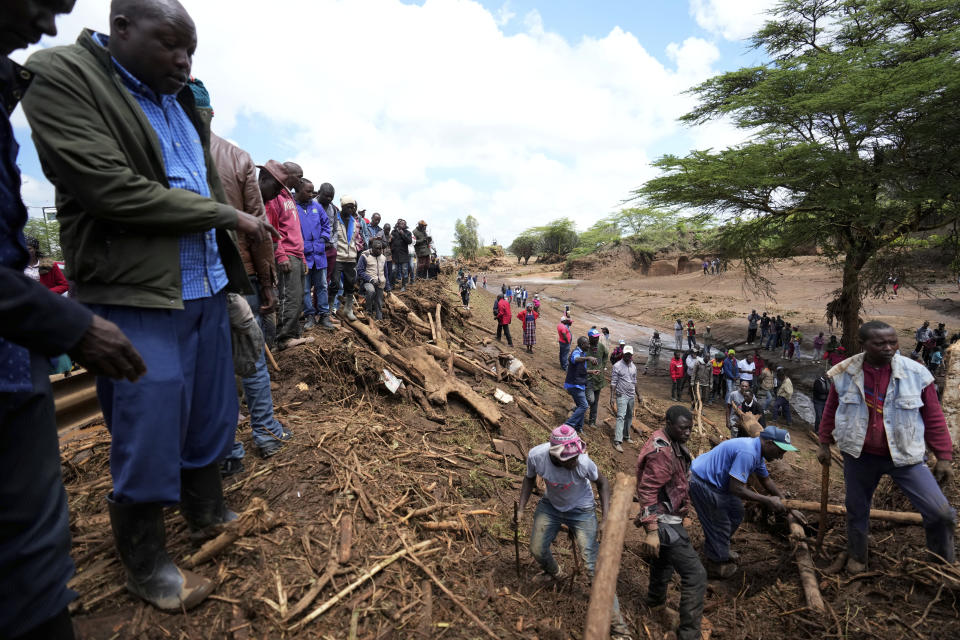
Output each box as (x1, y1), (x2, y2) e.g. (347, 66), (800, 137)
(390, 219), (413, 290)
(1, 3), (146, 638)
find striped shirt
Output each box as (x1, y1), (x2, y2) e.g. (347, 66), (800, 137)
(95, 33), (226, 300)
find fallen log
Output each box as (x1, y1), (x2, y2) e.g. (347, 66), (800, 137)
(584, 472), (636, 640)
(783, 499), (928, 526)
(788, 520), (825, 613)
(422, 344), (495, 379)
(516, 396), (549, 428)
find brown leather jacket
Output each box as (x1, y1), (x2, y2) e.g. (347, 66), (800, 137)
(210, 132), (275, 290)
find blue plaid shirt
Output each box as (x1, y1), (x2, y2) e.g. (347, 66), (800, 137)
(95, 33), (226, 300)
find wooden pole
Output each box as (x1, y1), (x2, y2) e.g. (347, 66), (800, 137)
(816, 463), (830, 551)
(584, 473), (636, 640)
(789, 520), (825, 613)
(264, 344), (280, 372)
(784, 499), (928, 526)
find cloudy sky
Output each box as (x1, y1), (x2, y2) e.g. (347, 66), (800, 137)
(12, 0), (777, 253)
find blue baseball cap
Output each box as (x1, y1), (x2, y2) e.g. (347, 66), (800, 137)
(588, 328), (601, 337)
(759, 426), (799, 452)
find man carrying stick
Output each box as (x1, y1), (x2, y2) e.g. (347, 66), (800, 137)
(635, 406), (706, 640)
(817, 321), (955, 573)
(516, 425), (632, 639)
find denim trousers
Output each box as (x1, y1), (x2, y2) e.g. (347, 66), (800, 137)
(764, 332), (777, 350)
(614, 394), (634, 443)
(566, 387), (588, 431)
(689, 474), (743, 563)
(760, 389), (775, 413)
(363, 282), (384, 318)
(647, 524), (707, 640)
(393, 260), (410, 285)
(530, 500), (624, 626)
(586, 386), (601, 425)
(772, 397), (792, 425)
(559, 342), (571, 370)
(843, 453), (956, 563)
(383, 261), (393, 292)
(302, 266), (329, 317)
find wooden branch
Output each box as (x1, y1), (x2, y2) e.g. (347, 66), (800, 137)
(184, 497), (278, 567)
(584, 473), (636, 640)
(291, 539), (435, 630)
(516, 396), (549, 427)
(264, 345), (280, 373)
(789, 520), (825, 613)
(338, 514), (353, 564)
(404, 547), (500, 640)
(784, 499), (928, 526)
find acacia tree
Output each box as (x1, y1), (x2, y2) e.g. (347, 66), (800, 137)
(639, 0), (960, 350)
(509, 233), (540, 264)
(453, 215), (481, 260)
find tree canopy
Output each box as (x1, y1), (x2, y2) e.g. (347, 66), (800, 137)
(453, 215), (482, 260)
(638, 0), (960, 350)
(508, 233), (540, 264)
(23, 217), (62, 260)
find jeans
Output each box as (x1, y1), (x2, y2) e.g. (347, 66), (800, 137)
(363, 282), (384, 319)
(614, 394), (634, 443)
(675, 332), (683, 350)
(530, 500), (625, 627)
(559, 342), (571, 370)
(497, 322), (513, 346)
(393, 260), (410, 286)
(759, 389), (775, 413)
(585, 386), (601, 425)
(566, 386), (588, 431)
(689, 474), (743, 563)
(241, 353), (288, 450)
(813, 399), (825, 433)
(725, 378), (737, 402)
(843, 453), (956, 563)
(764, 331), (777, 350)
(647, 524), (707, 640)
(384, 261), (393, 292)
(302, 266), (329, 317)
(687, 336), (697, 350)
(773, 397), (792, 425)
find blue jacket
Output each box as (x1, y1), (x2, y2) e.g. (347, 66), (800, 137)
(722, 356), (739, 380)
(297, 200), (331, 270)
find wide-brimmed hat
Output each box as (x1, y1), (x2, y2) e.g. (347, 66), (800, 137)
(257, 159), (288, 188)
(549, 425), (585, 461)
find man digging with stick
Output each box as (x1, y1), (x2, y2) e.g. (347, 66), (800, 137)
(516, 425), (632, 639)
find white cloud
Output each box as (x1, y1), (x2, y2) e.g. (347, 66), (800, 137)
(13, 0), (732, 253)
(494, 1), (516, 27)
(689, 0), (777, 41)
(20, 174), (56, 214)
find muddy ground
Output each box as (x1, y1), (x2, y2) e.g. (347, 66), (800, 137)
(58, 260), (960, 639)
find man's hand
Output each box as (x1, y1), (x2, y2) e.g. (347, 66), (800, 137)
(68, 315), (146, 382)
(641, 530), (660, 558)
(236, 211), (280, 245)
(766, 496), (787, 513)
(816, 443), (832, 467)
(587, 356), (599, 365)
(278, 260), (291, 274)
(260, 287), (278, 314)
(934, 459), (953, 485)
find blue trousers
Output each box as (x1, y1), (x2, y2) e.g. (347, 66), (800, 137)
(559, 342), (570, 370)
(0, 354), (75, 637)
(843, 453), (956, 563)
(689, 474), (743, 563)
(91, 293), (238, 504)
(566, 386), (588, 431)
(530, 499), (624, 626)
(393, 260), (410, 285)
(303, 266), (329, 317)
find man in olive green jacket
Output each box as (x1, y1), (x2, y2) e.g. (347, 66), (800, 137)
(22, 1), (276, 613)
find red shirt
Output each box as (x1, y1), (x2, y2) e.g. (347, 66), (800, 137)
(557, 323), (571, 344)
(39, 263), (69, 294)
(670, 358), (685, 381)
(496, 298), (512, 324)
(265, 190), (304, 262)
(819, 362), (952, 460)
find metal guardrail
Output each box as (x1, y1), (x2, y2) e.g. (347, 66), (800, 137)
(52, 369), (102, 435)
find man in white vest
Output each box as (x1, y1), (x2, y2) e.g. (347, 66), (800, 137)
(817, 321), (954, 573)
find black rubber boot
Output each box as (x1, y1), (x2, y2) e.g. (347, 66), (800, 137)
(319, 314), (335, 331)
(107, 494), (214, 610)
(180, 463), (238, 538)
